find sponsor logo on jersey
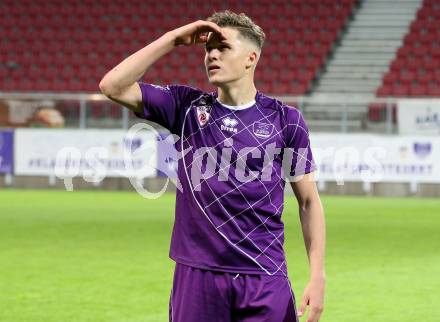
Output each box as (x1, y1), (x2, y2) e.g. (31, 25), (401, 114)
(221, 117), (238, 133)
(253, 122), (274, 139)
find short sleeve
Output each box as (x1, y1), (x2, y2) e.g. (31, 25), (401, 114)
(284, 106), (317, 177)
(135, 82), (202, 134)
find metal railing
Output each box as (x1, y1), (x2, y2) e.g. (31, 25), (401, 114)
(0, 92), (401, 133)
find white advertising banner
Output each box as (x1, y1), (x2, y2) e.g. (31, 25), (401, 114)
(310, 133), (440, 183)
(13, 129), (440, 184)
(398, 99), (440, 135)
(14, 129), (157, 178)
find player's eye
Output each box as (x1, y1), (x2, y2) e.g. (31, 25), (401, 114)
(205, 45), (228, 52)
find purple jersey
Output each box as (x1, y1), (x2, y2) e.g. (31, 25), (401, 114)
(135, 82), (316, 276)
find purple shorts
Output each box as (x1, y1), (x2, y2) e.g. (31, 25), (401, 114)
(169, 263), (299, 322)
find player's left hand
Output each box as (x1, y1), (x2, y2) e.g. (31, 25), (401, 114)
(297, 277), (325, 322)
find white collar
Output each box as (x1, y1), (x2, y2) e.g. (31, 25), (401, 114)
(216, 97), (256, 110)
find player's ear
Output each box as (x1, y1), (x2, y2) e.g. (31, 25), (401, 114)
(245, 51), (258, 69)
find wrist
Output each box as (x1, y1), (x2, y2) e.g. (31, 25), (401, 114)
(164, 30), (180, 47)
(310, 272), (326, 282)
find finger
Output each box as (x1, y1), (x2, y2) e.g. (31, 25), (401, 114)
(306, 306), (323, 322)
(197, 26), (225, 40)
(216, 28), (227, 40)
(298, 296), (308, 317)
(199, 34), (208, 43)
(196, 34), (208, 44)
(202, 21), (223, 33)
(197, 21), (227, 39)
(306, 311), (316, 322)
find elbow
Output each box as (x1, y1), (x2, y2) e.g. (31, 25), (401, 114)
(99, 79), (112, 97)
(99, 78), (120, 97)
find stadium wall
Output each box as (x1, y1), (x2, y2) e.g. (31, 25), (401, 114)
(1, 128), (440, 197)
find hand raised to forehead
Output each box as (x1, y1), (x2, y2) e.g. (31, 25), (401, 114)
(172, 20), (227, 46)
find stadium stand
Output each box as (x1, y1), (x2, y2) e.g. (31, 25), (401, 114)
(369, 0), (440, 122)
(304, 0), (421, 131)
(1, 0), (357, 96)
(3, 0), (439, 131)
(1, 0), (440, 197)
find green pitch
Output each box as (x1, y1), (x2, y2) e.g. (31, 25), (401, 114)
(0, 189), (439, 322)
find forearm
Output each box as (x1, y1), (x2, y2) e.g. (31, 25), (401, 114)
(99, 31), (177, 95)
(299, 197), (326, 280)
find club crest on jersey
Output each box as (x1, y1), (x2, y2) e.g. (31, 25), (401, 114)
(196, 104), (212, 127)
(221, 117), (238, 133)
(253, 122), (274, 139)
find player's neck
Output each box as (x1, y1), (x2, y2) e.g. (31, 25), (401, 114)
(217, 82), (257, 107)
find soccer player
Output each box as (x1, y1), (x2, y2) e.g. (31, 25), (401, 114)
(100, 10), (326, 322)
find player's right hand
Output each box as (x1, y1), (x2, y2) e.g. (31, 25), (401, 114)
(171, 20), (227, 46)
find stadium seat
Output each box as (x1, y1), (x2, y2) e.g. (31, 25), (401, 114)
(374, 0), (440, 100)
(367, 103), (397, 123)
(1, 0), (357, 97)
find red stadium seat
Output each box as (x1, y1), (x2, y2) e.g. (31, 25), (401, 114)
(376, 85), (391, 97)
(376, 0), (440, 97)
(392, 84), (410, 97)
(368, 102), (397, 123)
(1, 0), (356, 95)
(368, 103), (384, 122)
(416, 70), (433, 84)
(399, 70), (417, 85)
(427, 83), (440, 96)
(409, 83), (427, 96)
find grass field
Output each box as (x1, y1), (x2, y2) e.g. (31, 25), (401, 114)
(0, 189), (439, 322)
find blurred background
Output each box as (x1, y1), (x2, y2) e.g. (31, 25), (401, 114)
(1, 0), (439, 321)
(1, 0), (439, 195)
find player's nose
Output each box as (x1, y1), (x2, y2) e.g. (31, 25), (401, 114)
(207, 48), (220, 60)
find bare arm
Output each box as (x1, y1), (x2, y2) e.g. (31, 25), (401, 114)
(98, 32), (175, 113)
(290, 173), (326, 322)
(98, 21), (226, 114)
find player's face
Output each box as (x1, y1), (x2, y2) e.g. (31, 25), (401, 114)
(204, 28), (256, 86)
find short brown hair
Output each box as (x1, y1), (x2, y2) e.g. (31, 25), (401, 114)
(207, 10), (266, 51)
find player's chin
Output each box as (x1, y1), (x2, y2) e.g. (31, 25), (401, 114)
(207, 77), (222, 86)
